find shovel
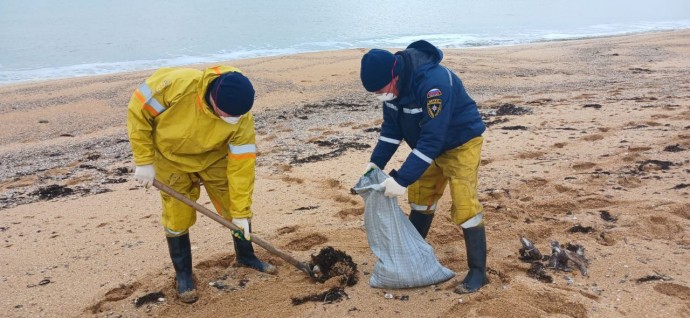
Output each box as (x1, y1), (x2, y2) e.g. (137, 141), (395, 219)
(152, 179), (315, 278)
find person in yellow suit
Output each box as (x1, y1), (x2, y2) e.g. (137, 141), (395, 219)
(127, 66), (276, 304)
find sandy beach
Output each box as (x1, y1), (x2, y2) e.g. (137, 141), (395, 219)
(1, 30), (689, 317)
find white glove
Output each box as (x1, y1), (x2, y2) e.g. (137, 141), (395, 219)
(380, 177), (406, 197)
(232, 218), (251, 241)
(364, 162), (379, 174)
(134, 165), (155, 189)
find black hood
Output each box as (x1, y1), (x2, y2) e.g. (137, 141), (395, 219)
(395, 40), (444, 103)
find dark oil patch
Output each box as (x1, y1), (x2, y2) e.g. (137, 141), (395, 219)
(663, 144), (685, 152)
(103, 178), (127, 184)
(637, 160), (674, 171)
(484, 118), (509, 127)
(480, 104), (531, 127)
(310, 246), (358, 286)
(599, 210), (617, 222)
(501, 125), (528, 130)
(568, 225), (594, 234)
(31, 184), (74, 200)
(636, 274), (672, 284)
(294, 205), (319, 211)
(291, 247), (358, 306)
(291, 287), (348, 305)
(629, 67), (654, 74)
(583, 104), (602, 109)
(490, 103), (532, 116)
(133, 291), (164, 308)
(292, 140), (370, 164)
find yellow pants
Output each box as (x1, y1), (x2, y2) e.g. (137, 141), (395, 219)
(407, 136), (484, 225)
(154, 153), (231, 237)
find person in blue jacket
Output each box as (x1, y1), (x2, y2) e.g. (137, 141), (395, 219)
(360, 40), (487, 294)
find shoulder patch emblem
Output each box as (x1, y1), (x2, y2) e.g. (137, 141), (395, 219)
(426, 88), (442, 98)
(427, 98), (442, 118)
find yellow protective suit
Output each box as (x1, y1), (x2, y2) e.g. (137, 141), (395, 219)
(407, 136), (484, 225)
(127, 66), (256, 235)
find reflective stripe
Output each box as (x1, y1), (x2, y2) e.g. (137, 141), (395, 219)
(137, 83), (166, 116)
(410, 202), (437, 211)
(443, 66), (453, 87)
(403, 107), (423, 114)
(384, 102), (398, 111)
(165, 227), (188, 237)
(385, 102), (421, 114)
(379, 136), (401, 145)
(229, 144), (256, 154)
(229, 153), (256, 160)
(461, 213), (483, 229)
(412, 148), (433, 164)
(228, 144), (257, 160)
(196, 95), (204, 110)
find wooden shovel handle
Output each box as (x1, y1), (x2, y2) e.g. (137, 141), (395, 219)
(152, 179), (314, 277)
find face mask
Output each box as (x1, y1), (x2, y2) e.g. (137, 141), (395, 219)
(377, 93), (397, 102)
(221, 115), (242, 125)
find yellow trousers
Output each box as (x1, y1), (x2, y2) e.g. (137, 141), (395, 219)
(407, 136), (484, 225)
(154, 152), (231, 237)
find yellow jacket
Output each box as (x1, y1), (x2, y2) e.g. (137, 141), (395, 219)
(127, 66), (256, 219)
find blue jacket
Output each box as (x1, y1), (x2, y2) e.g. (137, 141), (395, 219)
(370, 40), (485, 187)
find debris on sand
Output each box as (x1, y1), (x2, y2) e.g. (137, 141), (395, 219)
(484, 117), (509, 127)
(549, 242), (588, 277)
(637, 160), (674, 172)
(672, 183), (690, 190)
(294, 205), (319, 211)
(291, 247), (358, 306)
(599, 210), (617, 222)
(500, 125), (528, 131)
(636, 273), (673, 284)
(518, 237), (543, 262)
(485, 103), (532, 116)
(480, 104), (532, 127)
(291, 287), (348, 305)
(527, 262), (553, 283)
(568, 225), (594, 234)
(32, 185), (74, 200)
(27, 278), (51, 288)
(663, 144), (685, 152)
(133, 291), (164, 307)
(518, 238), (589, 283)
(291, 140), (370, 164)
(309, 246), (358, 286)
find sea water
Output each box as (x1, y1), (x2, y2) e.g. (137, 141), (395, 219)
(0, 0), (689, 84)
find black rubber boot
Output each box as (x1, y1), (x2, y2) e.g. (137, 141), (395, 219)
(166, 233), (198, 303)
(233, 233), (277, 274)
(454, 225), (488, 294)
(409, 210), (434, 239)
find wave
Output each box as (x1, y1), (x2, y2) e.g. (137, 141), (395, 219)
(1, 20), (689, 85)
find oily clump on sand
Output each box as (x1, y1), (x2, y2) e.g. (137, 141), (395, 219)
(0, 30), (689, 318)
